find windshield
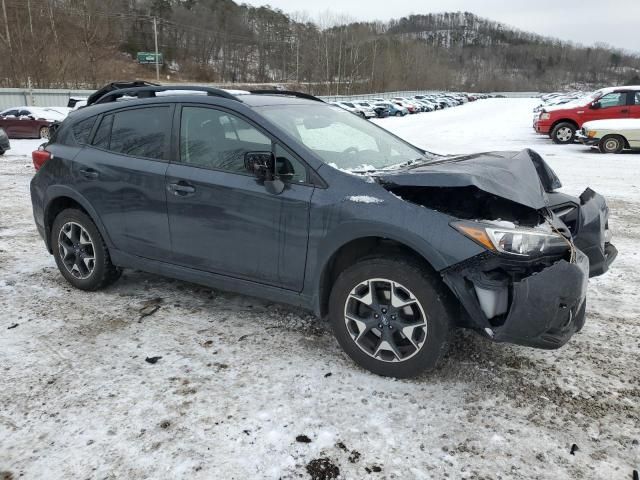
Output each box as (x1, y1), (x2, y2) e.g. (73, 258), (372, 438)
(258, 104), (430, 171)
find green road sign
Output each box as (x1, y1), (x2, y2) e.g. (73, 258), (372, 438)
(137, 52), (163, 65)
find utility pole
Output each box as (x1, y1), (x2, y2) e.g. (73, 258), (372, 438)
(1, 0), (11, 49)
(153, 16), (160, 82)
(296, 37), (299, 84)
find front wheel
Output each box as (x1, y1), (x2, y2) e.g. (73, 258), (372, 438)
(52, 209), (122, 290)
(395, 111), (402, 117)
(551, 122), (576, 144)
(328, 256), (453, 377)
(598, 135), (625, 154)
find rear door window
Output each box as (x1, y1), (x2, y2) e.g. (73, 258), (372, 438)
(106, 106), (171, 160)
(634, 92), (640, 105)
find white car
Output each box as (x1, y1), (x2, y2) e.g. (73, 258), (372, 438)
(331, 101), (375, 119)
(577, 118), (640, 153)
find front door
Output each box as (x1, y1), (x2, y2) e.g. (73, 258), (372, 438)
(582, 92), (631, 124)
(166, 105), (312, 291)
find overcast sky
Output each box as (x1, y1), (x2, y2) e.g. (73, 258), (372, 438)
(241, 0), (640, 53)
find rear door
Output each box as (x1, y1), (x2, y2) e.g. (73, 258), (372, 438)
(629, 91), (640, 120)
(74, 105), (173, 261)
(166, 104), (313, 290)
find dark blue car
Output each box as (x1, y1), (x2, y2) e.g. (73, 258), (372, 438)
(30, 85), (616, 377)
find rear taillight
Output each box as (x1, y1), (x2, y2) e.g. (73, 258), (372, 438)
(32, 148), (51, 171)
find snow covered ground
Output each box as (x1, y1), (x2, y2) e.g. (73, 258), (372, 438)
(1, 98), (639, 479)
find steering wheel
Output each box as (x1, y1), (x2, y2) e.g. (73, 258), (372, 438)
(343, 147), (359, 155)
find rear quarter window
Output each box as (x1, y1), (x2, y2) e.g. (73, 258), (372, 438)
(72, 117), (96, 145)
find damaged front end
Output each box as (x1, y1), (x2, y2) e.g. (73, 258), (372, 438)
(441, 243), (589, 349)
(373, 148), (617, 349)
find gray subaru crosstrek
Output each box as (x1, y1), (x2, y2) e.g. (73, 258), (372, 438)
(30, 85), (617, 377)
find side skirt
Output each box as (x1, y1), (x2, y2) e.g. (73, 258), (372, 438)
(110, 249), (315, 313)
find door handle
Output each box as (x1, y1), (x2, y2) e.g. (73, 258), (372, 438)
(621, 109), (629, 113)
(79, 168), (99, 179)
(168, 182), (196, 196)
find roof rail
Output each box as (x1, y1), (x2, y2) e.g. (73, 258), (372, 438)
(249, 89), (324, 103)
(92, 85), (241, 105)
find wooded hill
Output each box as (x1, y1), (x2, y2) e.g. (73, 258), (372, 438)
(1, 0), (639, 93)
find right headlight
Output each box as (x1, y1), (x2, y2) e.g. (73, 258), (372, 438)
(452, 221), (570, 257)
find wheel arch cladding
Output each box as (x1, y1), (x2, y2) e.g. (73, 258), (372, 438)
(315, 235), (449, 318)
(44, 188), (112, 254)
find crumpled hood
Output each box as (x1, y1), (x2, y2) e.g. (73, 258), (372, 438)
(374, 149), (561, 210)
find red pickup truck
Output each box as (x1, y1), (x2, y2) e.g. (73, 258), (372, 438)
(534, 86), (640, 144)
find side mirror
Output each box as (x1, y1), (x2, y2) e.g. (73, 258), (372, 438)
(244, 151), (285, 195)
(244, 151), (273, 179)
(590, 101), (601, 110)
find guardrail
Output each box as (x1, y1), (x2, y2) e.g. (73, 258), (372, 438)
(0, 87), (540, 109)
(0, 88), (94, 109)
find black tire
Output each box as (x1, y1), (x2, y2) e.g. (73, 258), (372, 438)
(39, 126), (50, 139)
(598, 134), (625, 154)
(0, 149), (4, 156)
(328, 256), (453, 378)
(395, 111), (402, 117)
(51, 208), (121, 291)
(551, 122), (576, 144)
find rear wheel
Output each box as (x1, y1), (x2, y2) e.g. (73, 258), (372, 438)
(52, 209), (121, 290)
(0, 149), (4, 156)
(328, 256), (453, 378)
(551, 122), (576, 144)
(39, 126), (50, 139)
(598, 135), (625, 154)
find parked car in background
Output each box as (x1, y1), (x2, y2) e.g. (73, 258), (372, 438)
(374, 101), (408, 117)
(391, 97), (421, 113)
(68, 97), (88, 110)
(413, 99), (435, 112)
(355, 101), (389, 118)
(577, 118), (640, 153)
(332, 101), (376, 119)
(0, 107), (68, 139)
(0, 127), (10, 155)
(392, 99), (418, 114)
(534, 86), (640, 144)
(413, 95), (440, 109)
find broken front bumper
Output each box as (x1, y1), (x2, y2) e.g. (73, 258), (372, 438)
(575, 131), (599, 146)
(443, 250), (590, 349)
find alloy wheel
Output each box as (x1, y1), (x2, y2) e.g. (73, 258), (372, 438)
(344, 278), (428, 362)
(58, 221), (96, 279)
